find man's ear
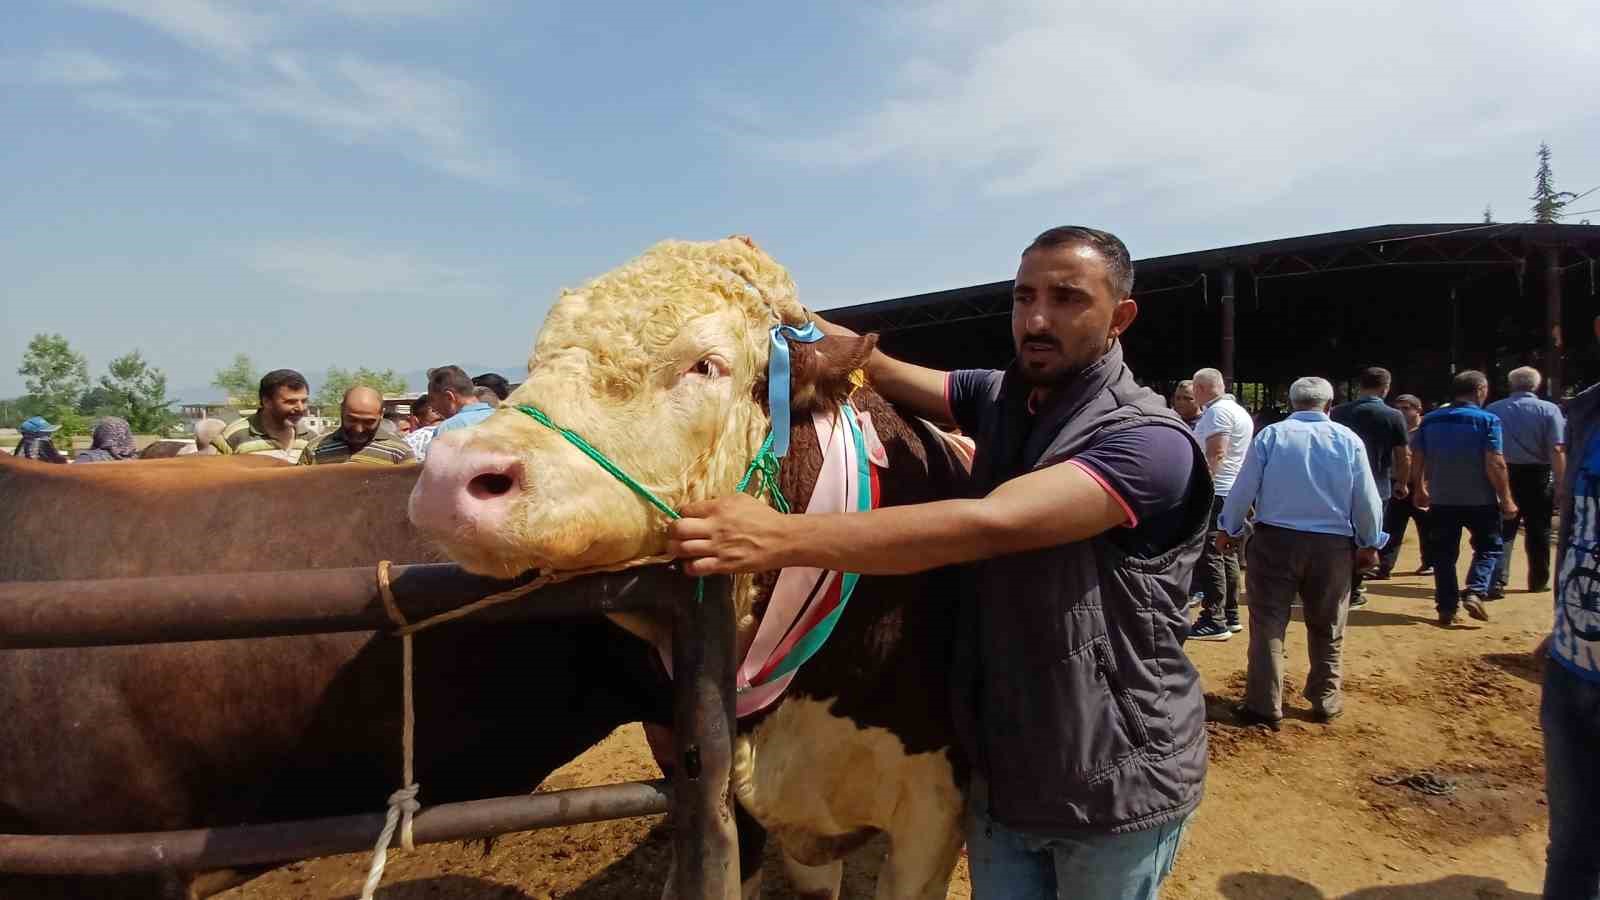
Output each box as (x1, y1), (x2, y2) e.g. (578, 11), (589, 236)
(784, 332), (878, 411)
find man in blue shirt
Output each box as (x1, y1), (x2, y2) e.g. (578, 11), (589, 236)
(427, 365), (497, 439)
(1546, 319), (1600, 899)
(1413, 370), (1518, 626)
(1487, 366), (1566, 597)
(1218, 376), (1386, 728)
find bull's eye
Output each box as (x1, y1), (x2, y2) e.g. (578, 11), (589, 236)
(689, 356), (728, 379)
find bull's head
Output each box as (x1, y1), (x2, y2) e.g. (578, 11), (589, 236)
(408, 237), (873, 580)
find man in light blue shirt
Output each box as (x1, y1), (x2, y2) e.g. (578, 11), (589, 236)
(417, 366), (497, 460)
(1217, 376), (1386, 728)
(1486, 366), (1566, 597)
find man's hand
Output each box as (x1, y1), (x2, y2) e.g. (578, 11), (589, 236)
(1356, 547), (1380, 572)
(1414, 483), (1430, 511)
(667, 494), (795, 577)
(1499, 495), (1520, 520)
(1215, 533), (1235, 555)
(1392, 482), (1410, 500)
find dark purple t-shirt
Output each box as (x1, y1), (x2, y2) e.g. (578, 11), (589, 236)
(947, 369), (1196, 557)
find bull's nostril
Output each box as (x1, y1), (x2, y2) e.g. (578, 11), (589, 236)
(467, 472), (515, 500)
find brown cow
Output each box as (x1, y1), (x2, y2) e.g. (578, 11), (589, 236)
(0, 455), (672, 898)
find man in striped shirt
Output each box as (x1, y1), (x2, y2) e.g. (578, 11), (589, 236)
(299, 385), (414, 466)
(212, 369), (313, 463)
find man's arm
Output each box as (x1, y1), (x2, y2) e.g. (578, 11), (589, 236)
(1390, 446), (1411, 497)
(1486, 451), (1518, 518)
(1350, 449), (1388, 550)
(669, 460), (1129, 577)
(1218, 436), (1264, 538)
(1204, 433), (1227, 475)
(815, 315), (952, 424)
(1554, 444), (1568, 506)
(1412, 449), (1429, 509)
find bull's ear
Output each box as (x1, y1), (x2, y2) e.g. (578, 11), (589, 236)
(787, 332), (878, 411)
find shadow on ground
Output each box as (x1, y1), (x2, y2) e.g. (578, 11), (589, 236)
(1482, 651), (1544, 686)
(1217, 872), (1538, 899)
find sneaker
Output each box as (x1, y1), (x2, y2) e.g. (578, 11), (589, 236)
(1486, 587), (1506, 601)
(1462, 593), (1490, 621)
(1227, 619), (1244, 633)
(1369, 570), (1392, 581)
(1235, 704), (1281, 731)
(1349, 592), (1369, 609)
(1437, 609), (1457, 627)
(1415, 565), (1434, 576)
(1529, 581), (1549, 593)
(1190, 618), (1233, 641)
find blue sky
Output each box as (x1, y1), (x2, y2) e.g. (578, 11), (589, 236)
(3, 0), (1597, 398)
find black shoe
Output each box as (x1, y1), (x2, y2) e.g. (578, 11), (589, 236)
(1226, 617), (1244, 633)
(1369, 570), (1392, 581)
(1437, 610), (1457, 627)
(1415, 565), (1434, 576)
(1190, 618), (1233, 642)
(1349, 592), (1369, 609)
(1529, 581), (1550, 593)
(1236, 705), (1281, 731)
(1462, 593), (1490, 621)
(1486, 587), (1506, 601)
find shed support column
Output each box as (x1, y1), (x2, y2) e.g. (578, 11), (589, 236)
(1219, 267), (1237, 386)
(1546, 245), (1564, 397)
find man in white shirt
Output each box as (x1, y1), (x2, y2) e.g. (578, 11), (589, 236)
(1191, 367), (1255, 640)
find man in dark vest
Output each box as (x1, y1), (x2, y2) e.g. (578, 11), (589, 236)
(670, 225), (1212, 899)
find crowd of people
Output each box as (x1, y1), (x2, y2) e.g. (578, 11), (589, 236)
(9, 365), (515, 467)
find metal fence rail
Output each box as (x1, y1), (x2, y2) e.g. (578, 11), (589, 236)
(0, 564), (739, 898)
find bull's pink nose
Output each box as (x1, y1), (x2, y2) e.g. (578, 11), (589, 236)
(408, 438), (525, 538)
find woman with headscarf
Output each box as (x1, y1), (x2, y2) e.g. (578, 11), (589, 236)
(14, 416), (68, 464)
(75, 416), (139, 464)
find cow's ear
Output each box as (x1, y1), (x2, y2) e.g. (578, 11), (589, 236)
(786, 332), (878, 411)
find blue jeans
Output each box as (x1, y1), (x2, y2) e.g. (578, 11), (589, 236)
(1425, 504), (1503, 614)
(965, 788), (1190, 900)
(1543, 656), (1600, 899)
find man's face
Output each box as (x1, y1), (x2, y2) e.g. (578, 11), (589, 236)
(341, 394), (385, 446)
(1397, 401), (1421, 427)
(1172, 386), (1199, 419)
(429, 388), (465, 419)
(1011, 243), (1137, 387)
(263, 386), (308, 425)
(1193, 379), (1220, 406)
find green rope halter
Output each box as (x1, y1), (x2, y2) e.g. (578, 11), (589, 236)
(514, 404), (789, 521)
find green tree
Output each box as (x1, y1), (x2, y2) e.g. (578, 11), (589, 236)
(211, 354), (260, 405)
(1531, 142), (1578, 224)
(77, 386), (124, 417)
(316, 366), (408, 410)
(101, 350), (180, 433)
(18, 333), (89, 419)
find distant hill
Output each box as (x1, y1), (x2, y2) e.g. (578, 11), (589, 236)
(169, 363), (527, 405)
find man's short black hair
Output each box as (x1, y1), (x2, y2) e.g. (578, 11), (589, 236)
(408, 395), (431, 417)
(1358, 367), (1392, 391)
(1025, 226), (1135, 298)
(258, 369), (308, 403)
(472, 372), (511, 401)
(1452, 369), (1489, 398)
(427, 365), (476, 397)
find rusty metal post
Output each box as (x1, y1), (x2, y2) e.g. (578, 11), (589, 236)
(1219, 266), (1237, 386)
(1547, 244), (1565, 397)
(671, 576), (739, 899)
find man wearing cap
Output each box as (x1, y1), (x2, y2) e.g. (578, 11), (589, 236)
(15, 417), (68, 463)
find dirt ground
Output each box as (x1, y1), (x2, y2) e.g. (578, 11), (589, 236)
(223, 540), (1552, 899)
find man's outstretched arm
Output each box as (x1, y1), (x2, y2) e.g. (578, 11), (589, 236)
(814, 315), (955, 425)
(668, 459), (1128, 577)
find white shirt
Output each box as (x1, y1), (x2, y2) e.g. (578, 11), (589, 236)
(1194, 393), (1254, 496)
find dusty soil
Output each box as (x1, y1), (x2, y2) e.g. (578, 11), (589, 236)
(221, 541), (1551, 899)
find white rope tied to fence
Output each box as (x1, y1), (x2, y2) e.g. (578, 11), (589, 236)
(361, 560), (419, 900)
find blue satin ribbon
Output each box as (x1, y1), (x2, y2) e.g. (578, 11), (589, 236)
(767, 321), (824, 457)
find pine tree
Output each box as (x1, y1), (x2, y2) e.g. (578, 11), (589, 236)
(1531, 142), (1577, 224)
(1482, 204), (1493, 224)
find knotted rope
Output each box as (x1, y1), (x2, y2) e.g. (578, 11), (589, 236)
(362, 560), (420, 900)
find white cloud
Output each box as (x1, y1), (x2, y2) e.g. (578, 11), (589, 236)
(29, 48), (161, 86)
(756, 0), (1600, 209)
(72, 0), (274, 58)
(54, 1), (522, 186)
(247, 240), (496, 296)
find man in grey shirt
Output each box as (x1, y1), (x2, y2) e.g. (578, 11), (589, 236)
(1487, 366), (1566, 596)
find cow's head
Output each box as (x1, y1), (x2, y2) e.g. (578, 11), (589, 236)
(408, 237), (873, 579)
